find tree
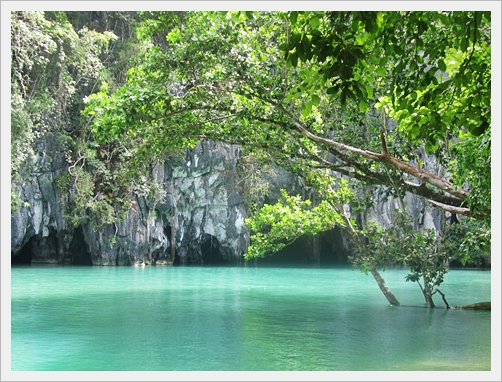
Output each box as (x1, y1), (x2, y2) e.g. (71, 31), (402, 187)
(11, 11), (118, 215)
(83, 11), (491, 304)
(10, 11), (164, 229)
(245, 176), (402, 306)
(245, 178), (489, 308)
(85, 11), (490, 218)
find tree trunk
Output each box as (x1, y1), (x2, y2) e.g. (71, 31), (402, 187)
(370, 269), (401, 306)
(423, 287), (435, 308)
(286, 111), (469, 202)
(335, 201), (401, 306)
(422, 277), (435, 308)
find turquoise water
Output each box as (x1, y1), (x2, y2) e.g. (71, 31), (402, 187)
(11, 265), (491, 371)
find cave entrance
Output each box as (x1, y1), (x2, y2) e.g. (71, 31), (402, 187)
(12, 239), (34, 265)
(318, 228), (351, 266)
(69, 226), (92, 265)
(201, 234), (224, 265)
(255, 235), (313, 266)
(254, 229), (351, 267)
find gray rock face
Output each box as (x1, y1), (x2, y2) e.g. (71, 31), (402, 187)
(357, 186), (444, 233)
(11, 132), (72, 264)
(356, 150), (445, 233)
(82, 140), (249, 265)
(165, 141), (249, 264)
(8, 133), (458, 267)
(11, 137), (249, 265)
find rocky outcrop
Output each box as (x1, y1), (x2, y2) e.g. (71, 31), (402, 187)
(11, 137), (249, 265)
(11, 131), (73, 264)
(356, 149), (445, 233)
(163, 141), (248, 264)
(8, 133), (467, 267)
(82, 140), (249, 265)
(357, 186), (444, 232)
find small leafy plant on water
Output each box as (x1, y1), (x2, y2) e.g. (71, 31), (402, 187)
(356, 212), (447, 308)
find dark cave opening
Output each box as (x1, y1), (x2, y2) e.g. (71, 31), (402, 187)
(255, 235), (315, 266)
(164, 225), (172, 241)
(201, 234), (225, 265)
(69, 226), (93, 265)
(163, 225), (181, 265)
(12, 226), (94, 265)
(254, 229), (351, 266)
(318, 228), (351, 266)
(12, 240), (34, 265)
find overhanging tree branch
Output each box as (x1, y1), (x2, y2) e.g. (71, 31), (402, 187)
(276, 104), (469, 202)
(427, 200), (471, 217)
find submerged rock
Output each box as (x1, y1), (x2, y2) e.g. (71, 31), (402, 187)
(452, 302), (491, 310)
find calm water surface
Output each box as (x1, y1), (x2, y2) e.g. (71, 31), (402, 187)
(11, 264), (491, 371)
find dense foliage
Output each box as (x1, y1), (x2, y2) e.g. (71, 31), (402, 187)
(82, 10), (490, 263)
(245, 183), (349, 260)
(11, 11), (115, 211)
(10, 11), (166, 228)
(84, 11), (491, 219)
(244, 167), (488, 307)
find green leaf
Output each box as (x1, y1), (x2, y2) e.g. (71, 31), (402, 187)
(470, 121), (489, 136)
(411, 124), (420, 138)
(376, 12), (384, 27)
(309, 17), (320, 29)
(438, 59), (446, 72)
(359, 99), (369, 112)
(341, 65), (352, 80)
(289, 11), (298, 25)
(311, 94), (321, 106)
(460, 37), (469, 51)
(376, 66), (386, 76)
(393, 44), (403, 55)
(365, 85), (374, 99)
(291, 52), (298, 68)
(326, 86), (338, 95)
(230, 12), (240, 22)
(278, 43), (289, 51)
(302, 102), (313, 118)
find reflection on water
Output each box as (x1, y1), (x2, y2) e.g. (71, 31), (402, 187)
(11, 264), (490, 371)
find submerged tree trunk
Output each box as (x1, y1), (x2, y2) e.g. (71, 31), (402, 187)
(433, 289), (450, 309)
(423, 281), (436, 308)
(336, 201), (401, 306)
(370, 269), (401, 306)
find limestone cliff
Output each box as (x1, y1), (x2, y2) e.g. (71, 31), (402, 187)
(11, 137), (249, 265)
(10, 132), (445, 266)
(11, 132), (72, 264)
(83, 140), (249, 265)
